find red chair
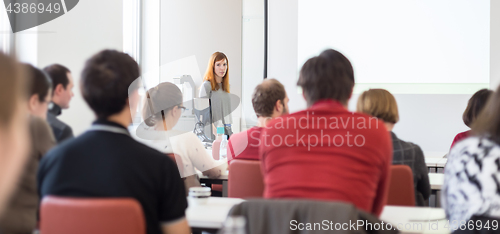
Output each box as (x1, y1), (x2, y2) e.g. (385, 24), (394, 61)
(40, 196), (146, 234)
(228, 159), (264, 198)
(386, 165), (416, 206)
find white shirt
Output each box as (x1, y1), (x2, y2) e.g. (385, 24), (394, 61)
(133, 126), (223, 178)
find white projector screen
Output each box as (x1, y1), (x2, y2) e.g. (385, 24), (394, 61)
(298, 0), (490, 94)
(268, 0), (500, 154)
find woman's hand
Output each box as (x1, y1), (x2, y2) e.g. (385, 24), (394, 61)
(202, 164), (225, 178)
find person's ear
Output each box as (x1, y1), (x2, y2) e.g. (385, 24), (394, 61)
(170, 106), (178, 117)
(54, 84), (64, 96)
(28, 94), (38, 112)
(275, 100), (283, 113)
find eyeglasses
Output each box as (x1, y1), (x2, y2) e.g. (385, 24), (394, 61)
(178, 105), (187, 113)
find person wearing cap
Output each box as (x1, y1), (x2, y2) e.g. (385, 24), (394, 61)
(137, 82), (225, 193)
(38, 50), (190, 234)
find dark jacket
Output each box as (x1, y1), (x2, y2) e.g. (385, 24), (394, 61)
(47, 103), (73, 143)
(391, 131), (431, 206)
(0, 116), (56, 234)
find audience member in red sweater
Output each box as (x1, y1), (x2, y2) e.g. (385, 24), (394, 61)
(260, 49), (393, 217)
(228, 79), (289, 164)
(450, 89), (492, 149)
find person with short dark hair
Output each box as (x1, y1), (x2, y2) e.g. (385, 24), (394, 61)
(443, 86), (500, 229)
(43, 64), (74, 143)
(38, 50), (190, 234)
(357, 89), (430, 207)
(227, 78), (288, 164)
(260, 49), (392, 216)
(0, 64), (56, 234)
(450, 89), (492, 149)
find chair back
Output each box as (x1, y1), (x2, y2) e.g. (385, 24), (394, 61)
(387, 165), (416, 206)
(228, 159), (264, 198)
(40, 196), (146, 234)
(227, 199), (397, 234)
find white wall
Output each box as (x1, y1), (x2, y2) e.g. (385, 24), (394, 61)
(241, 0), (265, 129)
(268, 0), (499, 154)
(491, 0), (500, 89)
(160, 0), (242, 132)
(29, 0), (123, 135)
(268, 0), (305, 113)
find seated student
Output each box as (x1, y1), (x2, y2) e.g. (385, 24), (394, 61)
(0, 53), (30, 216)
(357, 89), (430, 207)
(450, 89), (492, 149)
(443, 86), (500, 230)
(43, 64), (75, 143)
(38, 50), (190, 234)
(227, 78), (289, 164)
(137, 82), (224, 192)
(260, 49), (392, 217)
(0, 65), (56, 234)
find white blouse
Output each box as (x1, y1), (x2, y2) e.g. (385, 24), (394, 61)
(133, 127), (222, 178)
(443, 136), (500, 229)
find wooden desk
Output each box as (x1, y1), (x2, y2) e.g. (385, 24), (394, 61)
(381, 206), (450, 234)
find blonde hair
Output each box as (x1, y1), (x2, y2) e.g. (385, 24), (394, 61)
(203, 52), (229, 92)
(357, 89), (399, 124)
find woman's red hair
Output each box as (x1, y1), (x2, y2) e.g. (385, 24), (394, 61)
(203, 52), (230, 92)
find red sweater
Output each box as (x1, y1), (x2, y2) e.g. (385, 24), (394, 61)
(228, 127), (262, 164)
(260, 100), (393, 216)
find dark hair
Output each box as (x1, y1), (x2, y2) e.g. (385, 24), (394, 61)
(319, 49), (354, 83)
(472, 86), (500, 144)
(252, 79), (286, 117)
(0, 52), (26, 127)
(25, 64), (52, 102)
(297, 50), (354, 106)
(463, 89), (493, 127)
(43, 64), (71, 92)
(80, 50), (140, 119)
(142, 82), (183, 127)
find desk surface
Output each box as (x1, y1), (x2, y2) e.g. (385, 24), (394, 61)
(381, 206), (450, 234)
(198, 172), (443, 189)
(429, 173), (444, 190)
(186, 197), (244, 229)
(426, 158), (447, 167)
(186, 198), (451, 234)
